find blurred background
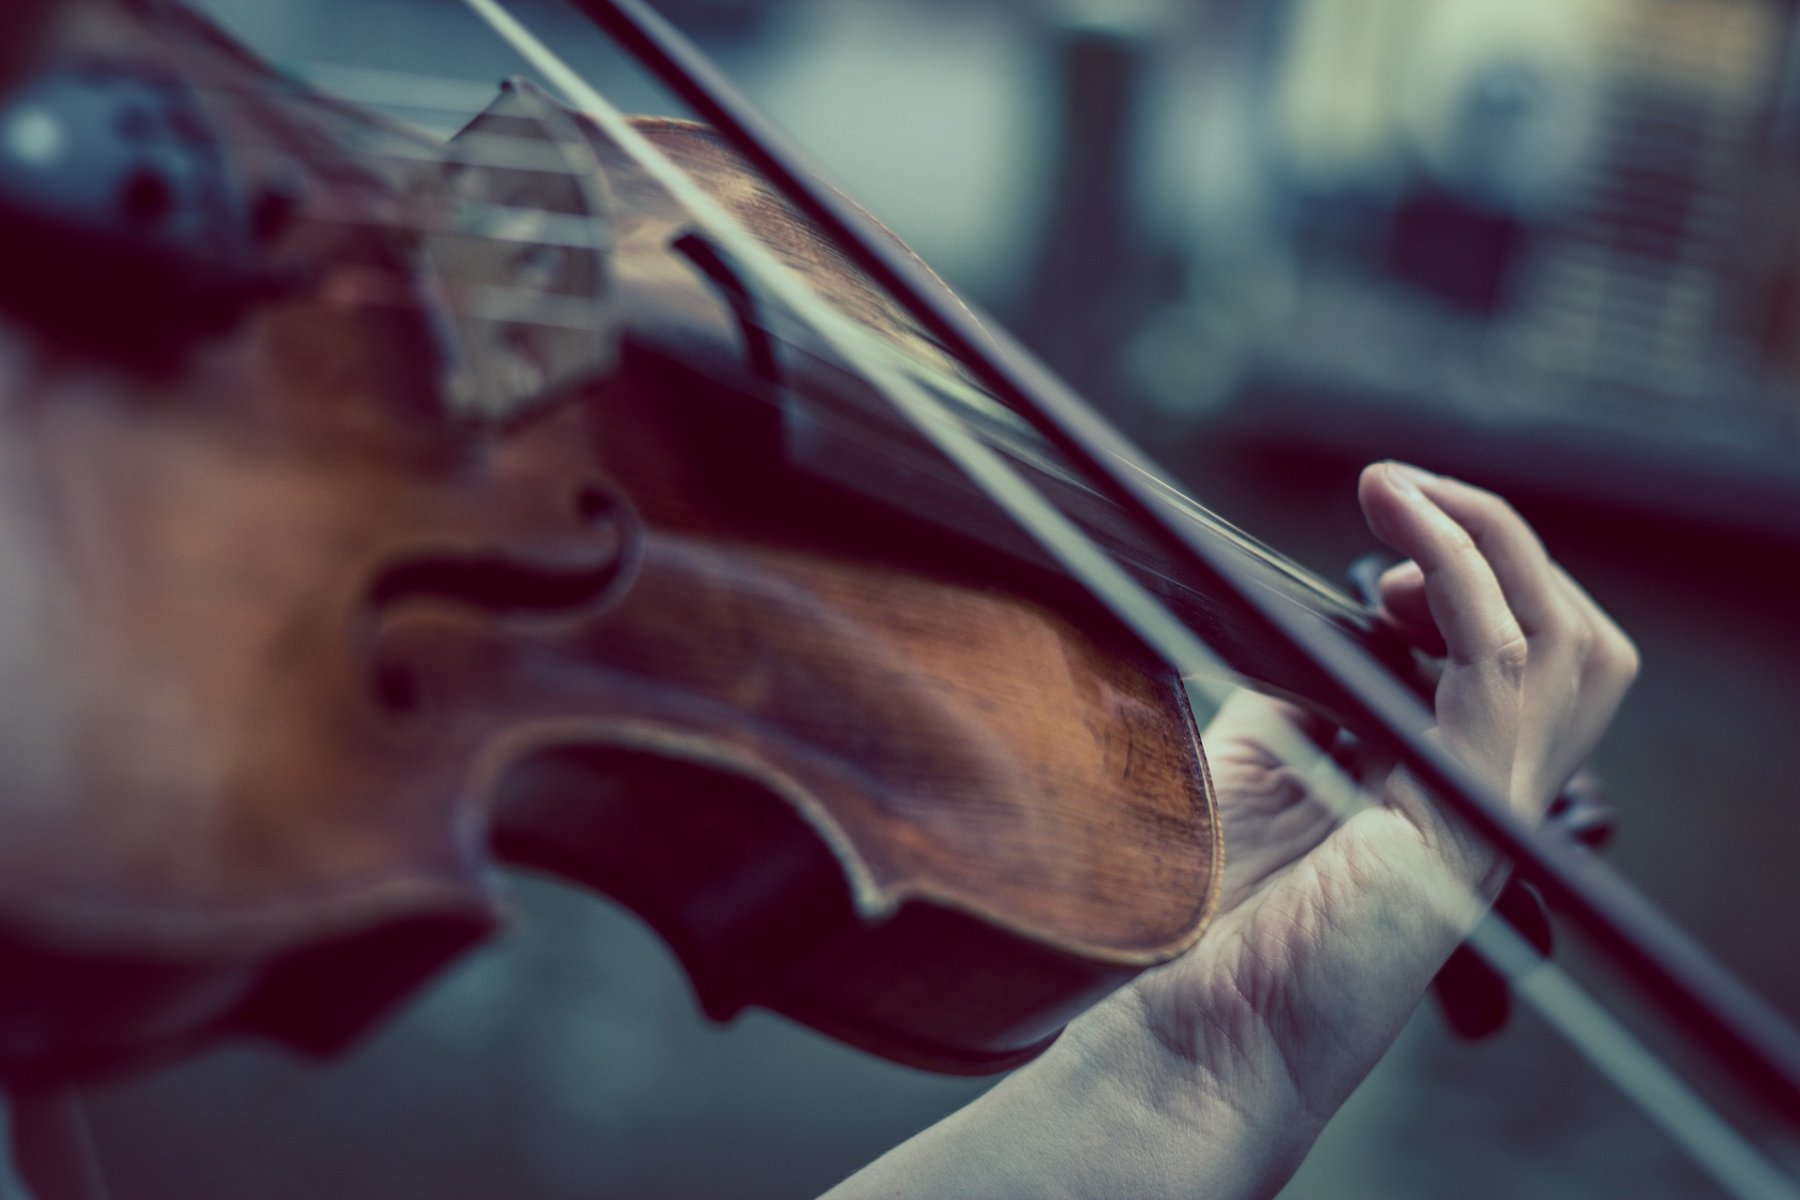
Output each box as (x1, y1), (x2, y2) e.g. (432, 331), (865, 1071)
(68, 0), (1800, 1195)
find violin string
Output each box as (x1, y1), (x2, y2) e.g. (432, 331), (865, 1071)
(320, 244), (1346, 609)
(150, 9), (1795, 1179)
(262, 248), (1800, 1187)
(318, 268), (609, 328)
(455, 2), (1800, 1191)
(246, 182), (1348, 603)
(308, 250), (1362, 654)
(457, 0), (1300, 740)
(452, 0), (1800, 1184)
(295, 271), (1278, 660)
(311, 202), (615, 251)
(121, 5), (1796, 1189)
(198, 120), (598, 179)
(171, 54), (1393, 616)
(133, 6), (1798, 1187)
(176, 57), (1403, 616)
(282, 59), (526, 123)
(120, 9), (1247, 692)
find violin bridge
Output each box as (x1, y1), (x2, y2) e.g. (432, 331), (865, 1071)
(419, 78), (619, 424)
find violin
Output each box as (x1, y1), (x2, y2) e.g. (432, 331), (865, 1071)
(0, 0), (1227, 1080)
(0, 0), (1797, 1187)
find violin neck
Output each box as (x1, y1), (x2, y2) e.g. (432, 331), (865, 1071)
(639, 322), (1421, 717)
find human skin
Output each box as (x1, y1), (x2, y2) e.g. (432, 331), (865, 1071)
(825, 461), (1639, 1200)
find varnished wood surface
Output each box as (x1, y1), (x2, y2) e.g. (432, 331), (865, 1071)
(0, 0), (1220, 1081)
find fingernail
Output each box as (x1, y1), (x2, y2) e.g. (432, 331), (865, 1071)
(1379, 559), (1423, 588)
(1385, 462), (1426, 500)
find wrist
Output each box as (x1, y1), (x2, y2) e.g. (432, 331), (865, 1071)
(1025, 994), (1322, 1200)
(824, 998), (1309, 1200)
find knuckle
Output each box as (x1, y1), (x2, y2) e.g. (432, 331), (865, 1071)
(1463, 487), (1522, 535)
(1440, 525), (1483, 566)
(1565, 616), (1596, 660)
(1580, 625), (1640, 695)
(1602, 628), (1642, 683)
(1491, 633), (1531, 683)
(1531, 592), (1582, 642)
(1472, 489), (1515, 524)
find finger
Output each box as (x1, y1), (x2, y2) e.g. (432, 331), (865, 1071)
(1208, 688), (1338, 753)
(1551, 565), (1640, 700)
(1377, 560), (1425, 620)
(1358, 463), (1522, 667)
(1376, 561), (1447, 656)
(1400, 467), (1572, 640)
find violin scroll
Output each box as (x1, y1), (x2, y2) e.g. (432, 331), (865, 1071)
(0, 59), (289, 365)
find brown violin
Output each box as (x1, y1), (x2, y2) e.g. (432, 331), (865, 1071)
(0, 0), (1227, 1081)
(0, 0), (1796, 1163)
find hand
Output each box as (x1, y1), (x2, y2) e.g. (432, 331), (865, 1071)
(828, 463), (1638, 1199)
(1078, 462), (1638, 1195)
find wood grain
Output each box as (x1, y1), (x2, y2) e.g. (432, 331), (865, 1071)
(0, 2), (1220, 1081)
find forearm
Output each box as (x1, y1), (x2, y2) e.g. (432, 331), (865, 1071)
(822, 1001), (1315, 1200)
(825, 814), (1477, 1200)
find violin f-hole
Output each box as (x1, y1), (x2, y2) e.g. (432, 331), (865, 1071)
(672, 230), (782, 387)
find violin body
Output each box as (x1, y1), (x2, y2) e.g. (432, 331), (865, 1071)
(0, 0), (1219, 1082)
